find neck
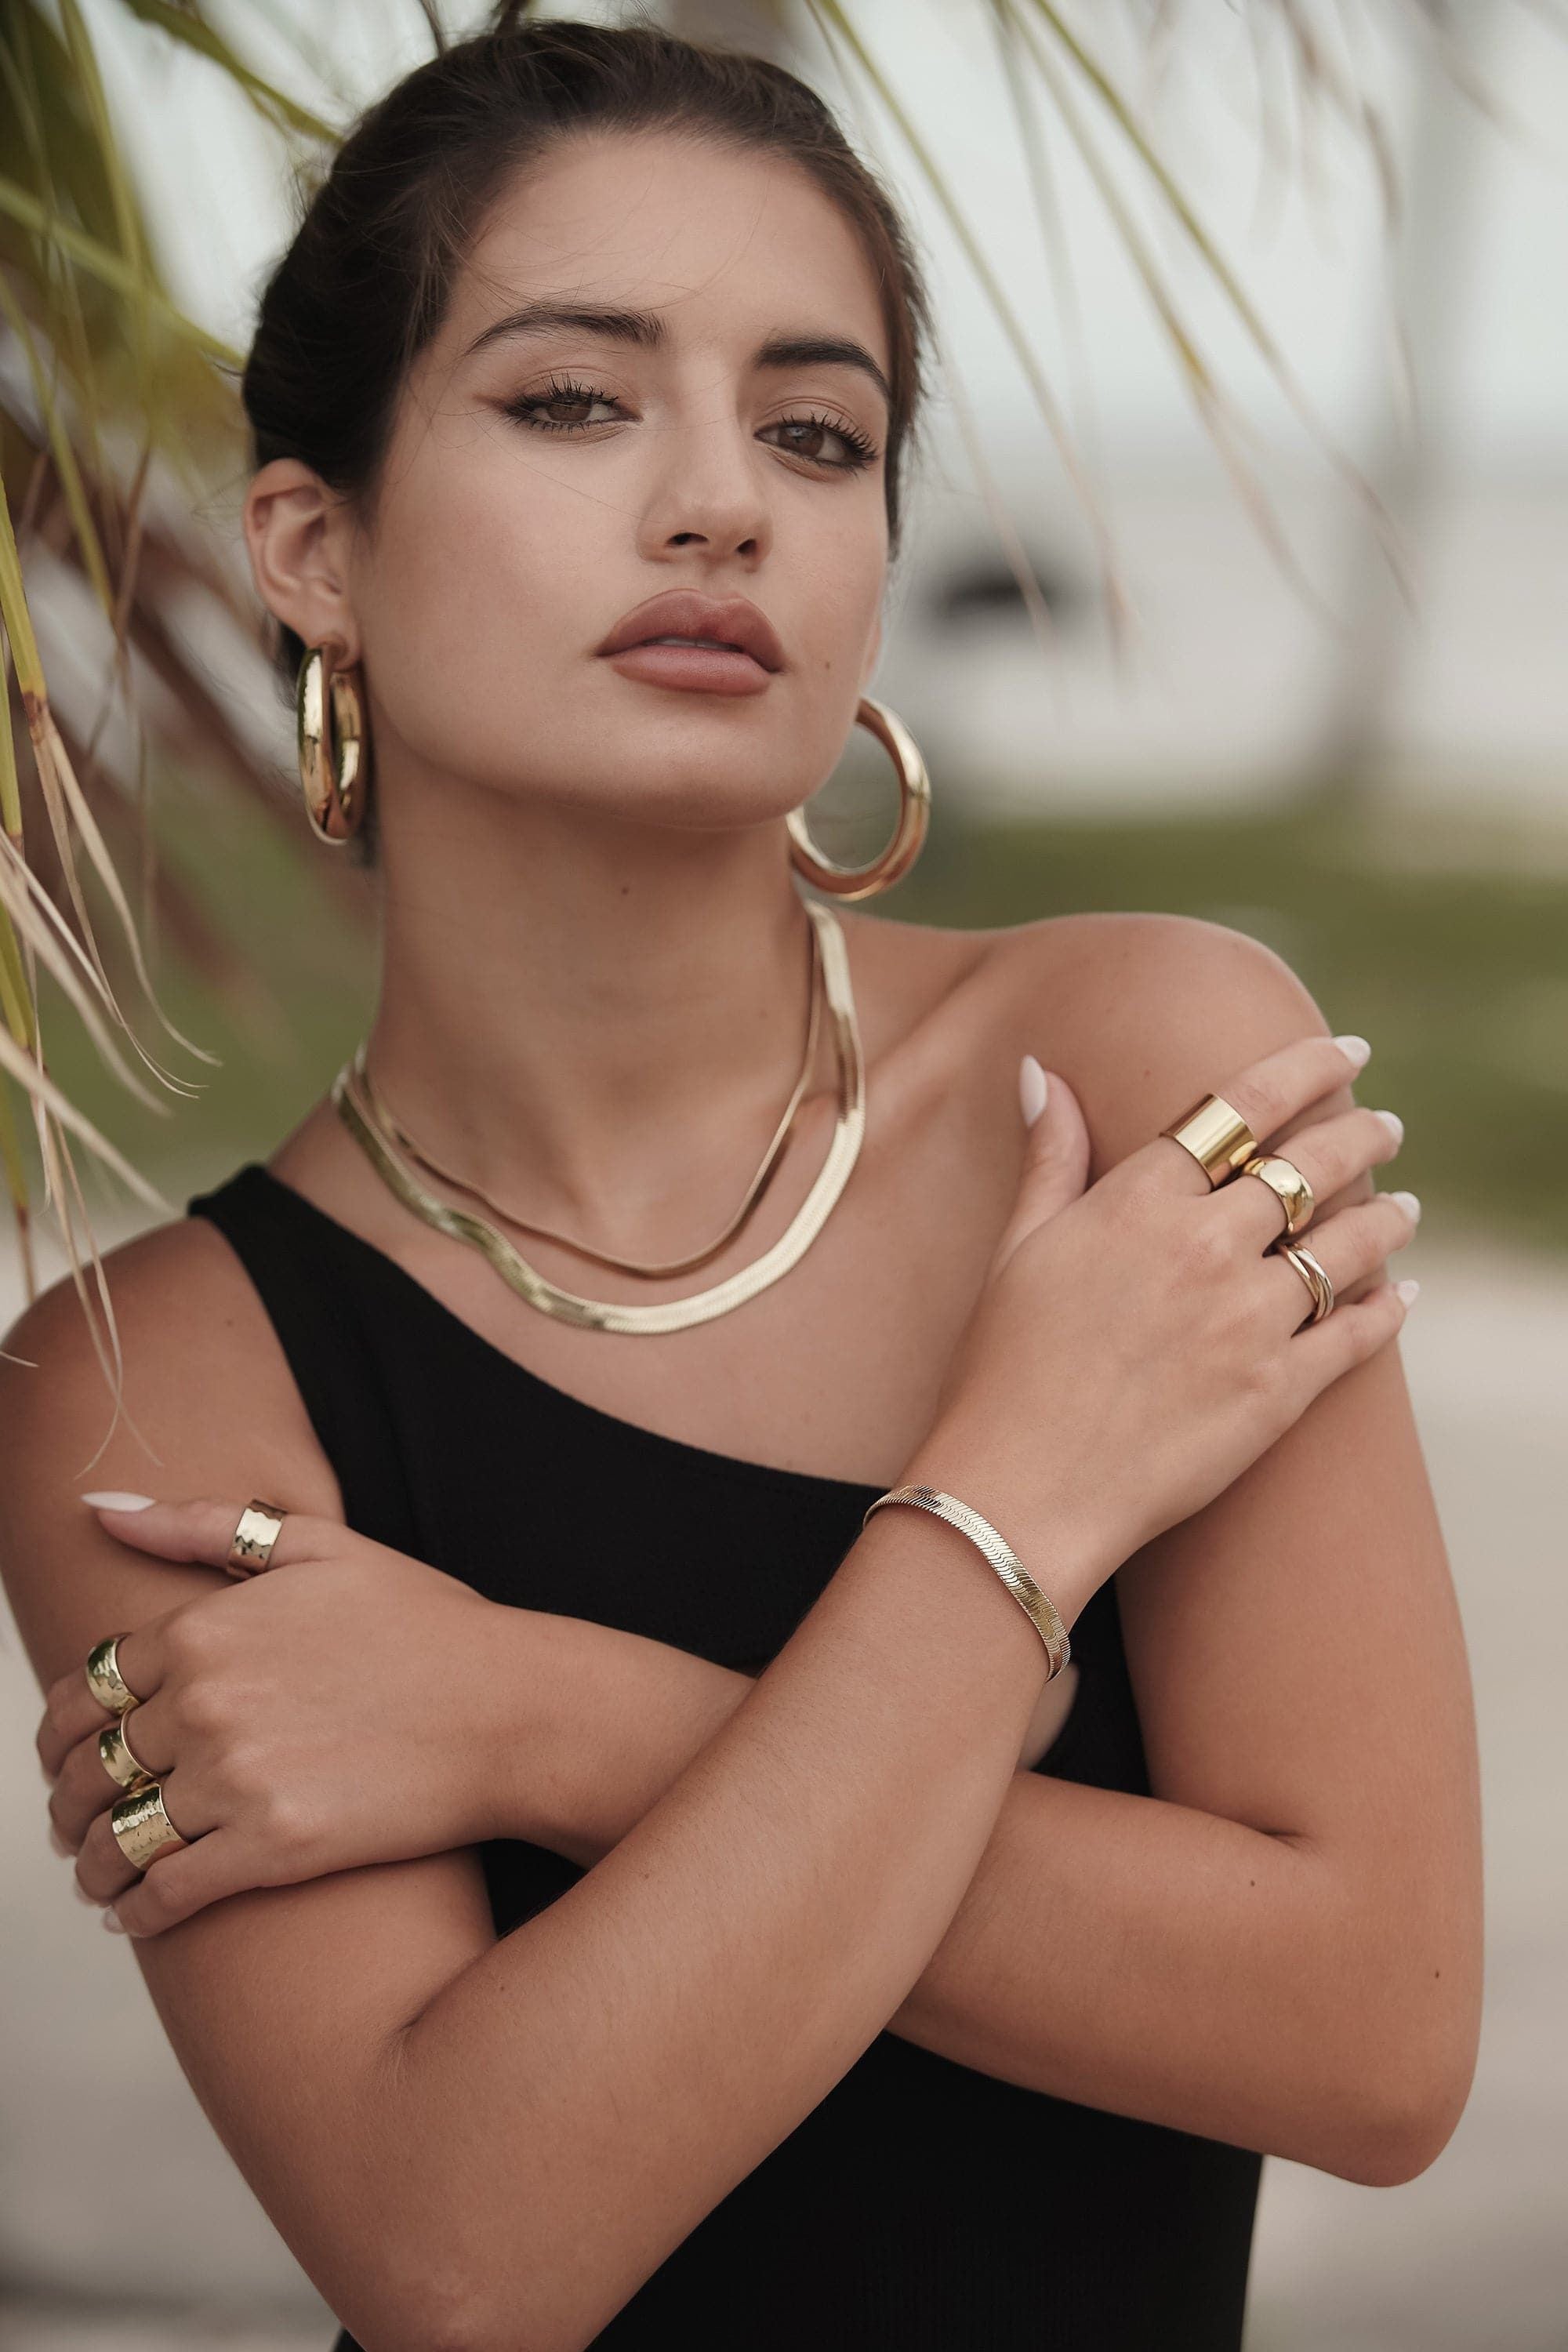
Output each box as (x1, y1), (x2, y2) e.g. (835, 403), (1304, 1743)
(359, 779), (826, 1258)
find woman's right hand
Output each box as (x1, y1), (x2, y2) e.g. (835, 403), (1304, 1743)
(898, 1034), (1418, 1628)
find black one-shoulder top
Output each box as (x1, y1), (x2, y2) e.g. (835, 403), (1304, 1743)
(187, 1162), (1261, 2350)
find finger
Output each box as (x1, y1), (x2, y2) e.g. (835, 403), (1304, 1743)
(83, 1494), (329, 1577)
(73, 1769), (210, 1906)
(73, 1806), (143, 1904)
(1151, 1033), (1372, 1196)
(49, 1697), (171, 1851)
(989, 1062), (1092, 1275)
(1221, 1105), (1406, 1246)
(38, 1624), (168, 1773)
(1285, 1276), (1418, 1396)
(49, 1498), (324, 1766)
(1267, 1193), (1419, 1332)
(104, 1828), (260, 1940)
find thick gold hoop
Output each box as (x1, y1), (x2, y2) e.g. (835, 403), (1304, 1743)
(786, 695), (931, 902)
(296, 644), (368, 843)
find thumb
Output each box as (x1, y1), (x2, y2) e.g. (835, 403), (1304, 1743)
(990, 1056), (1092, 1275)
(80, 1492), (317, 1577)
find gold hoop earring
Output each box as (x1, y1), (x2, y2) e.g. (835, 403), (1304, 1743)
(786, 695), (931, 902)
(296, 643), (368, 843)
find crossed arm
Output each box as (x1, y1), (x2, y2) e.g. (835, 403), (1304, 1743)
(9, 927), (1484, 2352)
(46, 1330), (1475, 2186)
(430, 1345), (1479, 2181)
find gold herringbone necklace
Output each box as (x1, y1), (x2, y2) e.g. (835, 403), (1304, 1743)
(329, 895), (865, 1334)
(347, 903), (823, 1280)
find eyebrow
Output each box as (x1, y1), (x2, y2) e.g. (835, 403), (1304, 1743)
(463, 301), (891, 407)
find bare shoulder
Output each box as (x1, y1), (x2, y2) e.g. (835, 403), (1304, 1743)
(0, 1203), (342, 1689)
(974, 908), (1349, 1177)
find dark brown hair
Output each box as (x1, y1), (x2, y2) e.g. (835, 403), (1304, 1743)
(242, 9), (934, 868)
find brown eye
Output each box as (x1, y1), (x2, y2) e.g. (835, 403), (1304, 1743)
(762, 412), (878, 472)
(502, 379), (623, 434)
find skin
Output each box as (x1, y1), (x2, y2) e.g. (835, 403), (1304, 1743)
(2, 129), (1479, 2352)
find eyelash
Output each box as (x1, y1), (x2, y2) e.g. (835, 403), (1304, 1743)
(500, 375), (880, 473)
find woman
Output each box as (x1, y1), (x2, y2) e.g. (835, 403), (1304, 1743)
(3, 17), (1479, 2351)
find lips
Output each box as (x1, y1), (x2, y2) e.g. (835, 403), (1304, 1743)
(596, 590), (785, 673)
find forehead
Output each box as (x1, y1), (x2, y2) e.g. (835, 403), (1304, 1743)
(441, 127), (891, 370)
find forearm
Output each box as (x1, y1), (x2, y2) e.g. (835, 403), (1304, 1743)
(524, 1626), (1421, 2187)
(392, 1498), (1079, 2352)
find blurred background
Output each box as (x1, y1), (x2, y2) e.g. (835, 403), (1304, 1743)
(1, 2), (1563, 2346)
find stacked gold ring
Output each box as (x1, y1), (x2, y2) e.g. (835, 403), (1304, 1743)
(84, 1635), (137, 1717)
(1239, 1153), (1316, 1237)
(1276, 1240), (1334, 1327)
(110, 1783), (189, 1874)
(99, 1705), (154, 1794)
(1161, 1091), (1333, 1324)
(1160, 1093), (1260, 1184)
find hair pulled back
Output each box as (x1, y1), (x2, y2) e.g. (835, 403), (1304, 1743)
(243, 9), (934, 866)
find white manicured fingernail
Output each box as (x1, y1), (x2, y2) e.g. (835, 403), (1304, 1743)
(102, 1907), (127, 1934)
(1018, 1054), (1049, 1127)
(1389, 1189), (1421, 1222)
(72, 1880), (96, 1907)
(1373, 1109), (1403, 1145)
(1334, 1034), (1371, 1068)
(1395, 1278), (1421, 1305)
(81, 1491), (155, 1511)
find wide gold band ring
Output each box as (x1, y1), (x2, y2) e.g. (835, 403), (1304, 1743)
(84, 1635), (137, 1718)
(1274, 1239), (1335, 1328)
(1160, 1094), (1260, 1186)
(226, 1498), (288, 1579)
(99, 1704), (155, 1794)
(1239, 1153), (1316, 1236)
(110, 1782), (190, 1874)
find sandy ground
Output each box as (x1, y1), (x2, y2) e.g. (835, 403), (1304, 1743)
(1, 1217), (1563, 2351)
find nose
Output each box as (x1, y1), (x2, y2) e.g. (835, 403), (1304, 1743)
(635, 412), (772, 568)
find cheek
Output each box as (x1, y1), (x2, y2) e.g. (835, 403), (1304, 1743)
(786, 519), (885, 723)
(356, 444), (608, 755)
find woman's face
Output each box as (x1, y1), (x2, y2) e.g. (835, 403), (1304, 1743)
(341, 128), (893, 840)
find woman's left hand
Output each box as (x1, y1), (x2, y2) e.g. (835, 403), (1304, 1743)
(37, 1495), (557, 1937)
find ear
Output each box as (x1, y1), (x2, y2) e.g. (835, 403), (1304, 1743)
(241, 459), (361, 662)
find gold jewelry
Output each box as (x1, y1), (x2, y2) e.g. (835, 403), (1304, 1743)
(296, 643), (368, 844)
(331, 895), (865, 1334)
(787, 697), (930, 901)
(110, 1782), (190, 1874)
(1160, 1093), (1260, 1185)
(99, 1705), (154, 1795)
(84, 1635), (137, 1717)
(862, 1485), (1072, 1680)
(1239, 1153), (1316, 1236)
(225, 1499), (288, 1578)
(348, 908), (826, 1280)
(1273, 1236), (1334, 1327)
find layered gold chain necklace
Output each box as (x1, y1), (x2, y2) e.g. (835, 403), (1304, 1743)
(328, 895), (865, 1334)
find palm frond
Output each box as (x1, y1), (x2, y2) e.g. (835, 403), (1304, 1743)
(0, 0), (1559, 1414)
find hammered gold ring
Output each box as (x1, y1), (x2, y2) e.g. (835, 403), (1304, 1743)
(226, 1498), (288, 1579)
(110, 1782), (191, 1874)
(99, 1704), (155, 1795)
(1238, 1152), (1316, 1236)
(1159, 1093), (1261, 1187)
(84, 1634), (137, 1718)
